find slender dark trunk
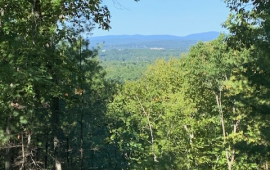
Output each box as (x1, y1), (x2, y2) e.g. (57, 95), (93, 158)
(52, 97), (62, 170)
(45, 129), (49, 169)
(80, 111), (84, 170)
(21, 133), (25, 169)
(114, 138), (118, 170)
(5, 116), (11, 170)
(79, 36), (84, 170)
(66, 136), (70, 170)
(91, 148), (94, 169)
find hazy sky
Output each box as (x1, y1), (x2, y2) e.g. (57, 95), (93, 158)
(92, 0), (230, 37)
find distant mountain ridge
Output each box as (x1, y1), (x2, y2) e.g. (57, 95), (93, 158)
(88, 31), (220, 50)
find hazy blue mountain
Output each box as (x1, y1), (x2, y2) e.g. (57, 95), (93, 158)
(88, 31), (220, 50)
(183, 31), (220, 40)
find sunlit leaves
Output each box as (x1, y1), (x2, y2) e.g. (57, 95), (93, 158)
(107, 34), (270, 169)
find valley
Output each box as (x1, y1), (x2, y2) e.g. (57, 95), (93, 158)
(92, 32), (220, 81)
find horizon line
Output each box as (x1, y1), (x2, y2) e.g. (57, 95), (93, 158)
(89, 31), (224, 38)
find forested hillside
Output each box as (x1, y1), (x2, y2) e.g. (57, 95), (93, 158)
(1, 0), (270, 170)
(107, 35), (270, 169)
(100, 49), (184, 82)
(95, 33), (218, 82)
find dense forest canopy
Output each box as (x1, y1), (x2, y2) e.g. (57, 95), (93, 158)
(0, 0), (270, 170)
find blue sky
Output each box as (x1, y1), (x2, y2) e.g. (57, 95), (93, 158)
(92, 0), (230, 37)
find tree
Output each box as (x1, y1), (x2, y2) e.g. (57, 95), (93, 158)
(224, 0), (270, 48)
(107, 56), (220, 169)
(107, 35), (270, 169)
(224, 1), (270, 168)
(0, 0), (138, 169)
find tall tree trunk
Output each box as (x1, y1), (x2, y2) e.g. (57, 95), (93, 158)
(80, 111), (84, 170)
(136, 95), (158, 163)
(45, 129), (49, 170)
(79, 36), (84, 170)
(66, 136), (70, 170)
(5, 117), (11, 170)
(215, 92), (236, 170)
(52, 97), (62, 170)
(21, 133), (25, 170)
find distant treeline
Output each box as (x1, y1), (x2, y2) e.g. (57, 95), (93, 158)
(99, 49), (186, 82)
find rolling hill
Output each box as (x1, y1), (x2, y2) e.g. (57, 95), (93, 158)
(88, 31), (220, 50)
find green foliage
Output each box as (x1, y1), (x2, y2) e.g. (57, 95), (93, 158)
(223, 1), (270, 168)
(99, 49), (184, 81)
(224, 0), (270, 48)
(102, 61), (148, 82)
(0, 0), (127, 169)
(107, 35), (270, 169)
(99, 49), (184, 62)
(1, 0), (270, 169)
